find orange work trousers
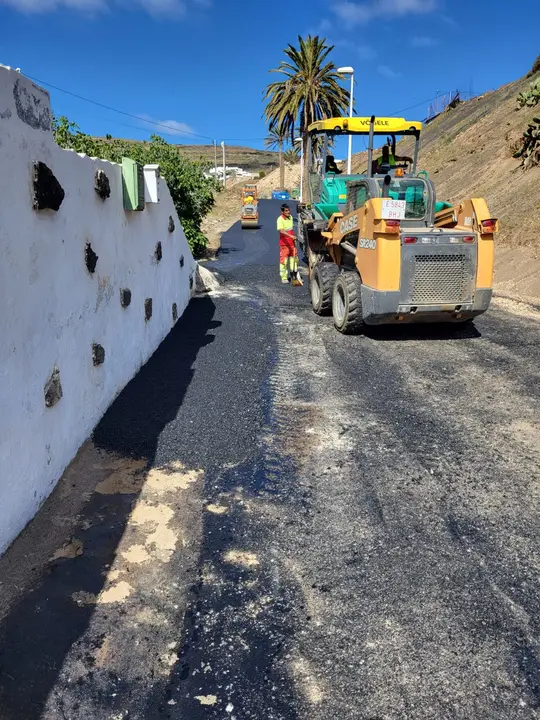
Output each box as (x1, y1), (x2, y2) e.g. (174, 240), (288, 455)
(279, 233), (298, 281)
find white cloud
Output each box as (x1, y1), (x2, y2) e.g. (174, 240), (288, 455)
(0, 0), (105, 10)
(307, 18), (334, 35)
(0, 0), (209, 15)
(333, 38), (377, 60)
(355, 44), (377, 60)
(131, 0), (185, 16)
(377, 64), (401, 79)
(333, 0), (437, 26)
(411, 35), (437, 47)
(440, 13), (458, 27)
(137, 115), (196, 137)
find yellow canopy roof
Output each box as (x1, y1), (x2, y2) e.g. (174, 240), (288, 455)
(308, 117), (422, 135)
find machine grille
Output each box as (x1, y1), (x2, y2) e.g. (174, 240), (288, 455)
(243, 207), (255, 215)
(411, 254), (468, 304)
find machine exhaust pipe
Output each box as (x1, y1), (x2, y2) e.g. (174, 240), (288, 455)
(341, 241), (357, 255)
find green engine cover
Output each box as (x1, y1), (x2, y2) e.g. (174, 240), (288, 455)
(317, 173), (365, 219)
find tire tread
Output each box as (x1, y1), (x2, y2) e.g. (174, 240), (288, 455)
(311, 262), (339, 315)
(333, 271), (364, 334)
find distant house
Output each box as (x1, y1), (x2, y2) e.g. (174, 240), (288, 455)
(205, 166), (255, 179)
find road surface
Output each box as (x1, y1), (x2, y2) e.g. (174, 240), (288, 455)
(1, 200), (540, 720)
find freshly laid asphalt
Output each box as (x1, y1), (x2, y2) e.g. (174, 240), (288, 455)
(2, 200), (540, 719)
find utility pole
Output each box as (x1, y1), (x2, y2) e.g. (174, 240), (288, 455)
(213, 140), (218, 178)
(220, 141), (226, 188)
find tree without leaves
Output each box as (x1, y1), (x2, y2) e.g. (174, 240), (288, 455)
(263, 35), (350, 185)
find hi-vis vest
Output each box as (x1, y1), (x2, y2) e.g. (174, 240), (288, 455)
(377, 153), (396, 167)
(277, 215), (293, 233)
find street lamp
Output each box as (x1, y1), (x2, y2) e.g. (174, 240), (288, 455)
(337, 66), (354, 174)
(294, 137), (303, 202)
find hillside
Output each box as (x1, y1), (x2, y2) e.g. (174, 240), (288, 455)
(350, 71), (540, 247)
(256, 163), (301, 196)
(175, 144), (278, 171)
(93, 138), (278, 172)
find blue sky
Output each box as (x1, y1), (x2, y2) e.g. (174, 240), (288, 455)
(0, 0), (537, 155)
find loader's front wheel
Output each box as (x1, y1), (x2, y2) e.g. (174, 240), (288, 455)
(332, 271), (364, 334)
(310, 262), (339, 316)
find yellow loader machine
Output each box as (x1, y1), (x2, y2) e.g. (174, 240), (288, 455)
(241, 183), (259, 229)
(298, 116), (499, 333)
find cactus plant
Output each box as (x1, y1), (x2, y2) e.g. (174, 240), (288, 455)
(513, 117), (540, 170)
(515, 79), (540, 169)
(517, 79), (540, 108)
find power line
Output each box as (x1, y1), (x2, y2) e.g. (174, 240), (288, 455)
(388, 94), (442, 117)
(26, 73), (215, 141)
(29, 72), (273, 145)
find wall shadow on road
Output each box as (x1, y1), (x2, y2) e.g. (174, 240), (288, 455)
(138, 284), (305, 719)
(0, 296), (220, 720)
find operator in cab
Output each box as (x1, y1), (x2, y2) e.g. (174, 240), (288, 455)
(372, 143), (413, 174)
(325, 154), (342, 175)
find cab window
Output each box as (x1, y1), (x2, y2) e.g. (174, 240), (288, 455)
(354, 186), (367, 208)
(377, 178), (428, 219)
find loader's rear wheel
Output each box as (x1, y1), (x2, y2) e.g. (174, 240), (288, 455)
(332, 271), (364, 334)
(310, 262), (339, 316)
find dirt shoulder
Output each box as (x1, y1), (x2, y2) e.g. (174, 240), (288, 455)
(494, 246), (540, 304)
(201, 179), (246, 256)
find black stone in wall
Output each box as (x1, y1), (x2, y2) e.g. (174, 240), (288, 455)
(92, 344), (105, 366)
(85, 243), (98, 274)
(94, 170), (111, 200)
(44, 366), (62, 408)
(120, 288), (132, 308)
(32, 162), (65, 212)
(145, 298), (153, 321)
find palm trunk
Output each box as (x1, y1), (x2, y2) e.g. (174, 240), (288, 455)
(279, 140), (284, 189)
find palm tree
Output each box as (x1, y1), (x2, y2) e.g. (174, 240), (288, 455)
(264, 125), (288, 189)
(263, 35), (350, 183)
(283, 146), (300, 165)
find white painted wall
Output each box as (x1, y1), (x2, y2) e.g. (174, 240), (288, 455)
(0, 66), (197, 556)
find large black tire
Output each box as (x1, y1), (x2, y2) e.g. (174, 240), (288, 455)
(297, 218), (308, 262)
(332, 271), (364, 334)
(310, 262), (339, 316)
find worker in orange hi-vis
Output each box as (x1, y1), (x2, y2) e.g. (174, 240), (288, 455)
(276, 204), (302, 285)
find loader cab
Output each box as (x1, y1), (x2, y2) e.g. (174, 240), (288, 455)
(307, 115), (423, 222)
(344, 175), (434, 224)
